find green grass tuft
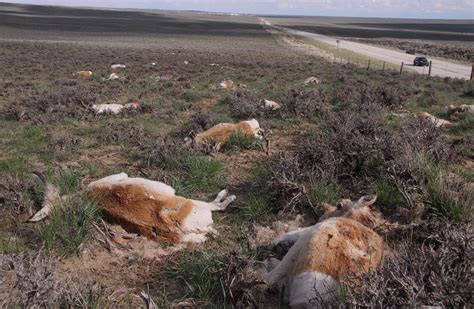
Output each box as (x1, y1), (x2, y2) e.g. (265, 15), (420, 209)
(37, 194), (100, 256)
(0, 156), (29, 177)
(448, 114), (474, 135)
(241, 194), (271, 220)
(175, 156), (226, 196)
(308, 181), (342, 207)
(375, 175), (405, 210)
(226, 131), (256, 151)
(420, 163), (466, 222)
(168, 251), (226, 307)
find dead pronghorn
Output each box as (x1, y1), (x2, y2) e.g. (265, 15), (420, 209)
(74, 70), (93, 78)
(263, 99), (281, 110)
(185, 119), (264, 152)
(417, 112), (452, 128)
(92, 99), (140, 115)
(443, 104), (474, 118)
(87, 173), (236, 243)
(263, 195), (385, 308)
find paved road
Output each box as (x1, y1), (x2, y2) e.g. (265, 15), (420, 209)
(262, 19), (472, 80)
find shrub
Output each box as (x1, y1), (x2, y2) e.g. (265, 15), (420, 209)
(0, 251), (106, 307)
(221, 89), (262, 118)
(263, 102), (453, 219)
(7, 85), (100, 122)
(332, 80), (409, 110)
(279, 88), (327, 118)
(175, 111), (232, 138)
(343, 221), (473, 307)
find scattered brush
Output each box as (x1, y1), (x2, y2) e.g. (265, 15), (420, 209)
(168, 249), (265, 308)
(175, 111), (232, 138)
(278, 88), (328, 118)
(0, 251), (106, 307)
(343, 220), (473, 307)
(221, 89), (262, 118)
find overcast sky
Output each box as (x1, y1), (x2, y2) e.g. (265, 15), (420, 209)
(5, 0), (474, 19)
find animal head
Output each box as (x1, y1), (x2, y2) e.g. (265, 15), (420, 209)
(244, 119), (264, 140)
(417, 112), (431, 119)
(320, 194), (384, 229)
(184, 131), (197, 146)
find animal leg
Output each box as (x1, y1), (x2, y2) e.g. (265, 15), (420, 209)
(216, 195), (236, 210)
(211, 189), (228, 204)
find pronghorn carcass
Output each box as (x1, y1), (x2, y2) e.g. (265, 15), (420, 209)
(263, 195), (385, 308)
(443, 104), (474, 116)
(304, 77), (321, 85)
(185, 119), (263, 151)
(219, 80), (236, 90)
(92, 100), (140, 115)
(74, 70), (93, 78)
(105, 73), (125, 81)
(418, 112), (452, 128)
(87, 173), (236, 243)
(111, 64), (126, 70)
(263, 99), (281, 110)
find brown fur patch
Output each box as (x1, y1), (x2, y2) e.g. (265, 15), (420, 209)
(292, 218), (383, 279)
(75, 71), (92, 77)
(195, 121), (254, 145)
(89, 184), (194, 243)
(321, 206), (385, 230)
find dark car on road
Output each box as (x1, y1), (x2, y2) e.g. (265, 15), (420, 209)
(414, 56), (429, 66)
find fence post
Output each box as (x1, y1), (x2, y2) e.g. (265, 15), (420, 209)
(382, 61), (386, 71)
(428, 61), (433, 77)
(367, 59), (371, 70)
(400, 62), (404, 74)
(471, 64), (473, 80)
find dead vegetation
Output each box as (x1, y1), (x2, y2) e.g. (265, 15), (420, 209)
(343, 220), (473, 307)
(0, 251), (106, 307)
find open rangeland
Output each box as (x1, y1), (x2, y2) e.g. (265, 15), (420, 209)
(0, 3), (473, 308)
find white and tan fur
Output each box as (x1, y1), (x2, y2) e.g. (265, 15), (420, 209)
(92, 101), (139, 115)
(417, 112), (452, 128)
(105, 73), (126, 81)
(74, 70), (93, 78)
(304, 77), (321, 85)
(263, 195), (385, 308)
(264, 99), (281, 110)
(443, 104), (474, 117)
(111, 64), (126, 70)
(185, 119), (263, 151)
(87, 173), (236, 243)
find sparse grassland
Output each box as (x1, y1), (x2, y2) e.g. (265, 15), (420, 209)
(0, 3), (473, 308)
